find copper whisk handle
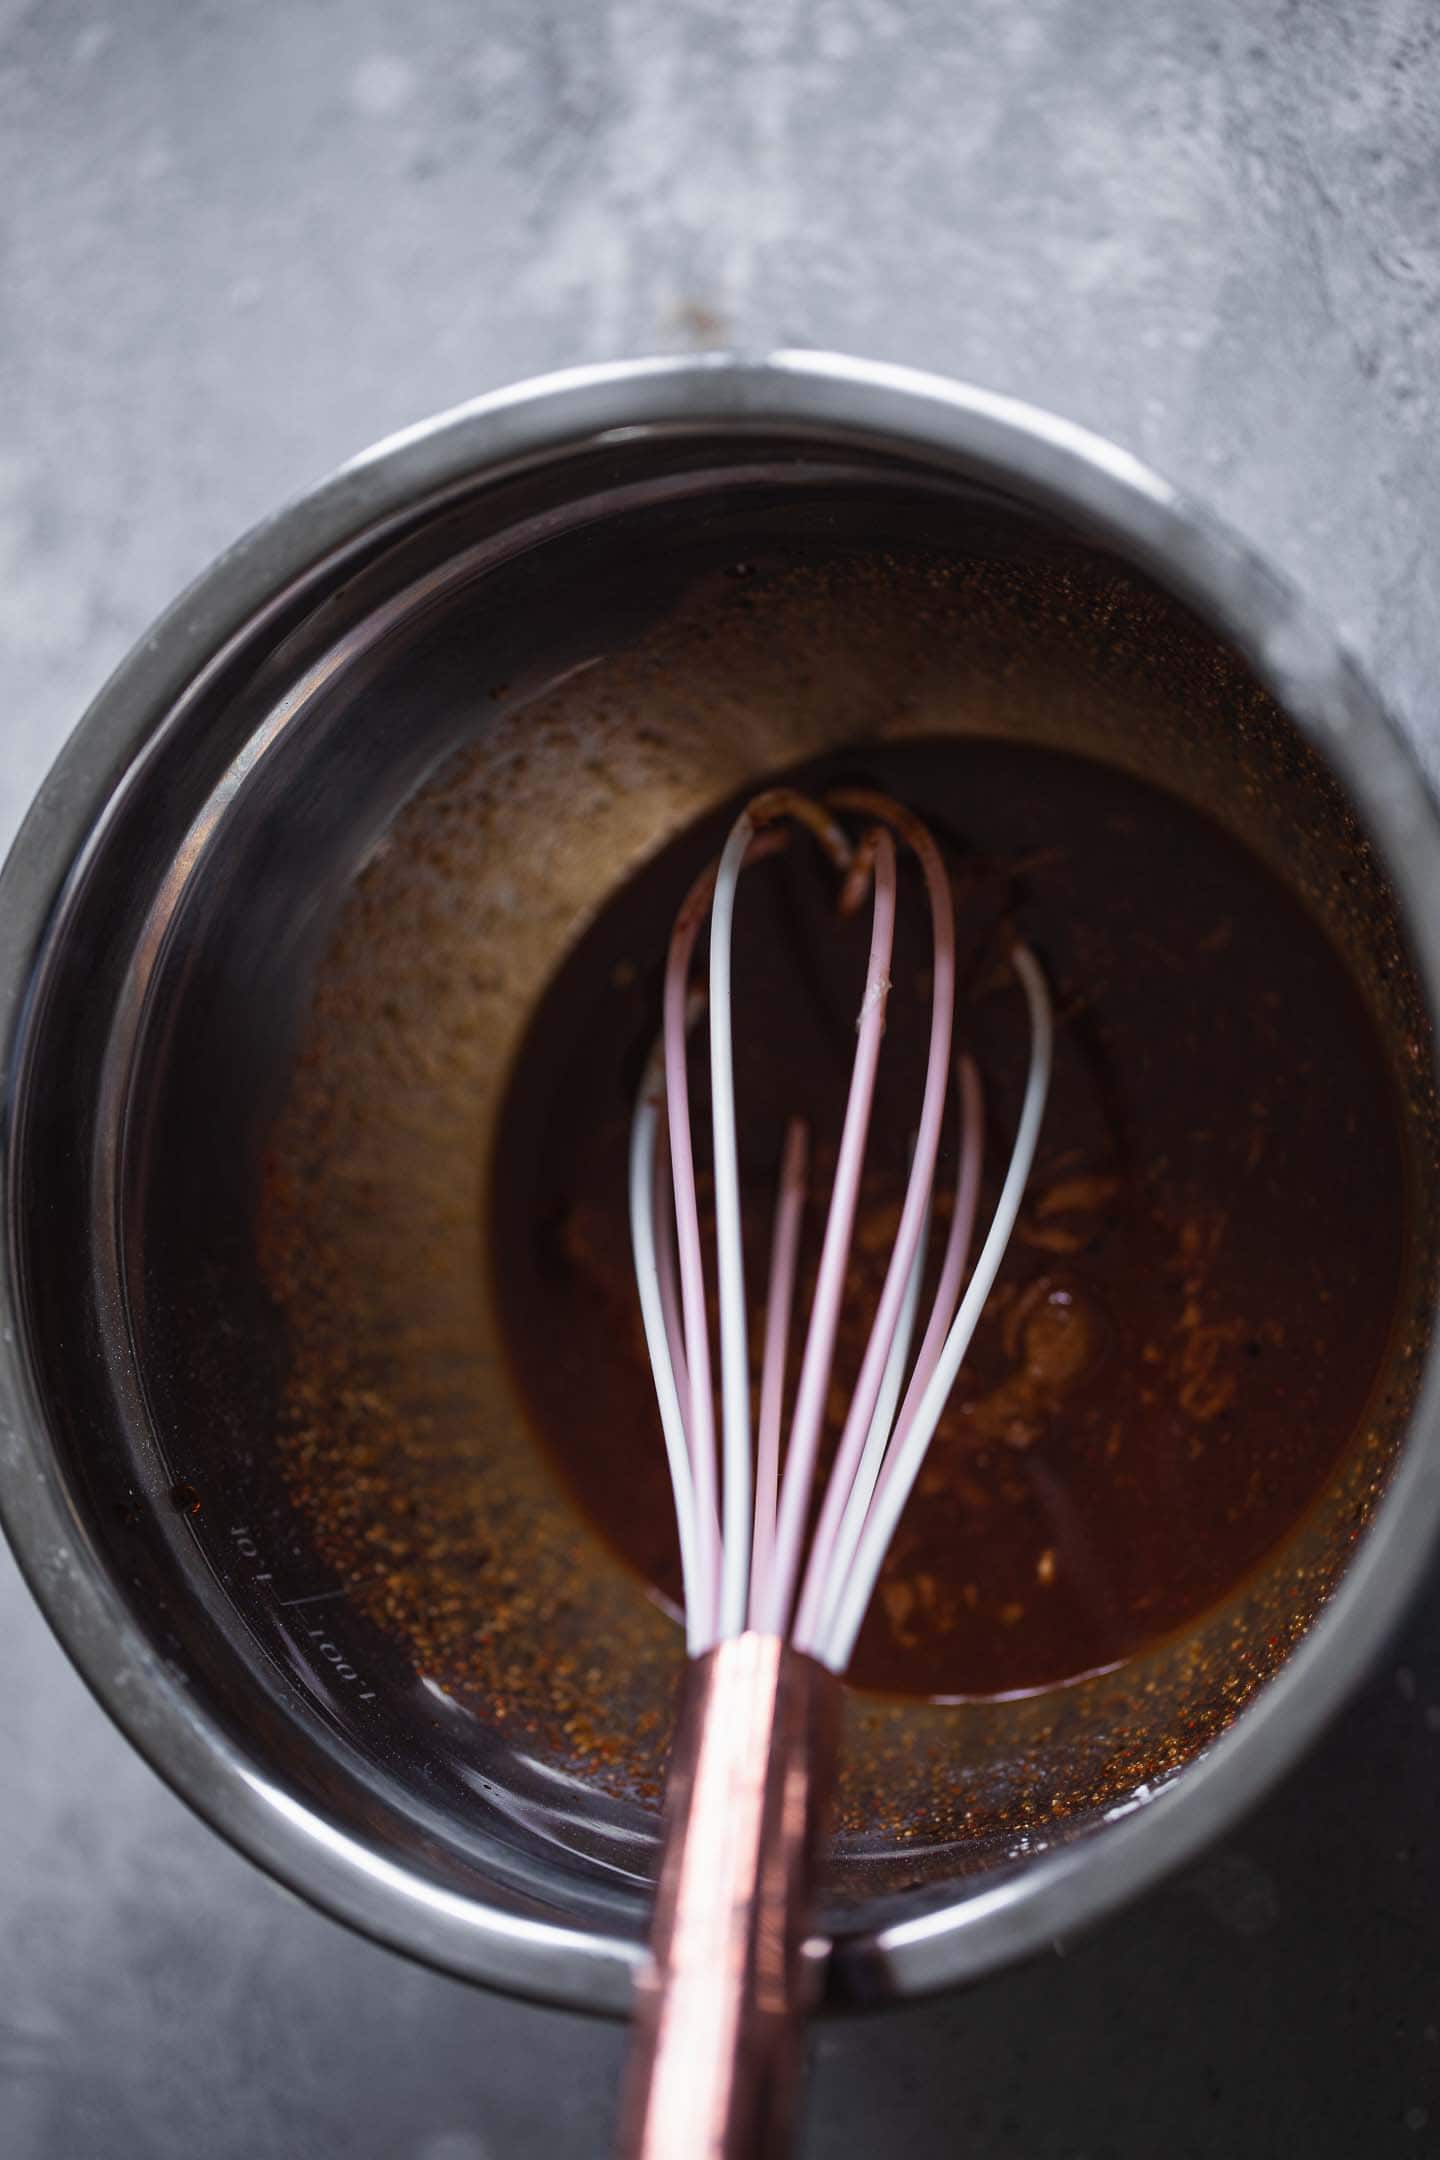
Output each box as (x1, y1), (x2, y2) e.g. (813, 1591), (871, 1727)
(616, 1633), (841, 2160)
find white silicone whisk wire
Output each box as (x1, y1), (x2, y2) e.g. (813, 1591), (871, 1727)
(629, 786), (1052, 1672)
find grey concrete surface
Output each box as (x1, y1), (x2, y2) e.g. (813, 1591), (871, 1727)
(3, 1), (1440, 2154)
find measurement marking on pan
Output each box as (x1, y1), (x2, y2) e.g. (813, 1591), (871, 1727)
(229, 1525), (379, 1701)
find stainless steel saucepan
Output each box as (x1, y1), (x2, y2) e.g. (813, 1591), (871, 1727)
(2, 353), (1438, 2015)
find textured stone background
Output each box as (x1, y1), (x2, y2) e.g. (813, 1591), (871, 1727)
(3, 1), (1440, 2154)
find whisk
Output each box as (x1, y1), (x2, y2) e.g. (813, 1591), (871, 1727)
(618, 787), (1053, 2160)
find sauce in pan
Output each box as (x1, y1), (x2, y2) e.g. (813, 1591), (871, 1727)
(492, 738), (1405, 1698)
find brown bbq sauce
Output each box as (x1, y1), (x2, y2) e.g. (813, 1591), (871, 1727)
(490, 739), (1405, 1699)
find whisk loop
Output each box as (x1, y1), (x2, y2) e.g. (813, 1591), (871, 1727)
(628, 786), (1053, 1673)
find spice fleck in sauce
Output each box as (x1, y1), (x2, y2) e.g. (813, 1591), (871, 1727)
(492, 739), (1405, 1699)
